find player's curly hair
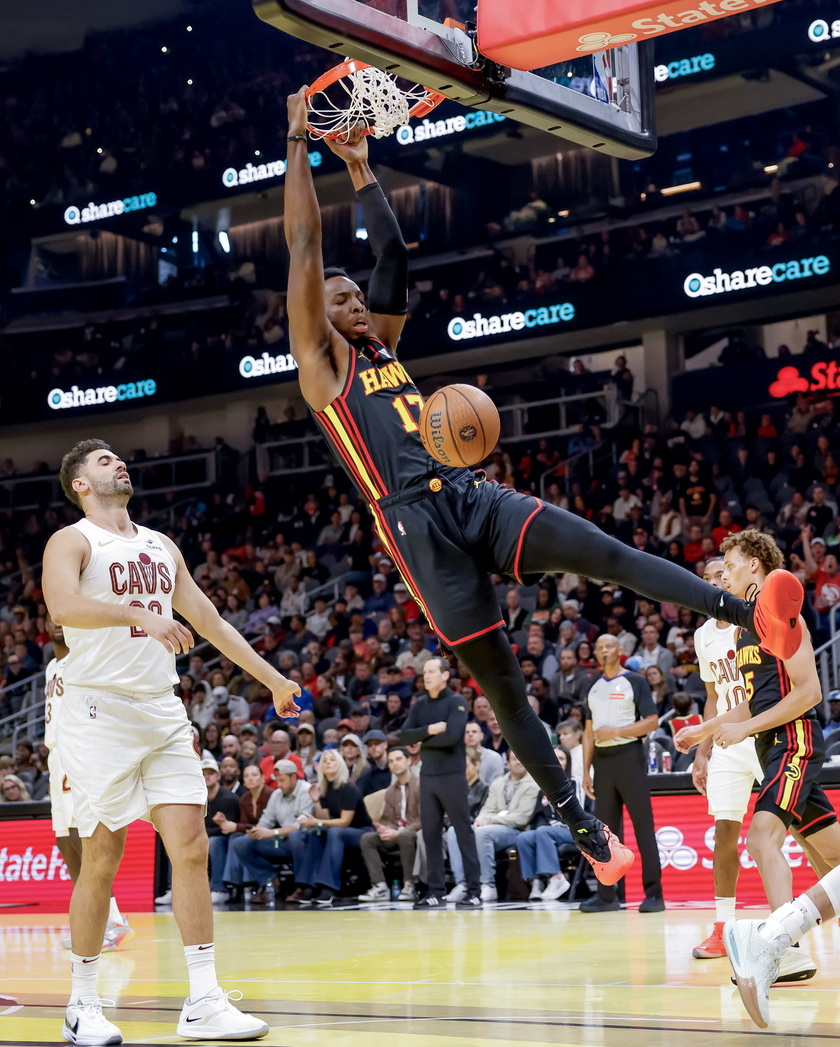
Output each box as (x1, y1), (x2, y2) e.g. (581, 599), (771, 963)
(60, 438), (112, 509)
(720, 531), (785, 576)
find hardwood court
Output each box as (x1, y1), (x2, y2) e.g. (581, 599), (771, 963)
(1, 903), (838, 1046)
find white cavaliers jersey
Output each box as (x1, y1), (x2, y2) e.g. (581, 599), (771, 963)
(43, 654), (69, 751)
(695, 618), (745, 712)
(63, 518), (179, 697)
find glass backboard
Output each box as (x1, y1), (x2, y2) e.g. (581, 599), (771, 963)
(254, 0), (656, 158)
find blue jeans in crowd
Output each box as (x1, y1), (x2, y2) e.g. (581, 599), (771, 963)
(515, 823), (574, 880)
(233, 831), (307, 886)
(296, 826), (369, 891)
(447, 824), (522, 887)
(207, 835), (232, 892)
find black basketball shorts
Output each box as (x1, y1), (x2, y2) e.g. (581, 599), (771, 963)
(754, 718), (837, 837)
(369, 469), (544, 647)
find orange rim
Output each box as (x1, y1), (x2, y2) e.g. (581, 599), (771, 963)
(304, 59), (446, 140)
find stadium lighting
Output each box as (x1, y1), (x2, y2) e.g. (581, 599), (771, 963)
(187, 79), (193, 85)
(218, 231), (231, 254)
(161, 46), (169, 53)
(661, 181), (701, 196)
(355, 227), (369, 240)
(558, 209), (570, 217)
(192, 230), (199, 253)
(764, 164), (779, 173)
(186, 25), (193, 31)
(254, 150), (261, 157)
(29, 199), (36, 206)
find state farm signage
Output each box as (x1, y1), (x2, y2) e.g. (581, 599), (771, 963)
(0, 819), (157, 911)
(769, 361), (840, 399)
(477, 0), (785, 69)
(621, 790), (840, 904)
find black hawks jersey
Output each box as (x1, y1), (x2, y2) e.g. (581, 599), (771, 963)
(736, 624), (818, 737)
(312, 338), (456, 501)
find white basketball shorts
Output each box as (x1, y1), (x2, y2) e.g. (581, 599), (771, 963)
(47, 747), (76, 837)
(56, 685), (206, 837)
(706, 735), (764, 822)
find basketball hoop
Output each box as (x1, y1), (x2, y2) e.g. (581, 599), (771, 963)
(305, 59), (446, 141)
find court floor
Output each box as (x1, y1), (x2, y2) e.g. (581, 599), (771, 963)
(1, 902), (838, 1046)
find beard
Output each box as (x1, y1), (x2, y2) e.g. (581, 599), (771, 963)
(221, 773), (238, 786)
(90, 476), (133, 502)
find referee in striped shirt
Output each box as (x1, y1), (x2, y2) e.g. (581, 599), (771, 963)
(580, 633), (665, 913)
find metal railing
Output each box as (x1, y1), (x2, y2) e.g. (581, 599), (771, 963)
(816, 626), (840, 706)
(539, 439), (617, 500)
(0, 451), (217, 512)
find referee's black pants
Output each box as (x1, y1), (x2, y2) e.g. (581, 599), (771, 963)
(420, 771), (480, 898)
(592, 741), (662, 902)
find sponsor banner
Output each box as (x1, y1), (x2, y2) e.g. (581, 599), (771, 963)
(654, 52), (715, 81)
(222, 151), (321, 189)
(64, 193), (157, 226)
(238, 352), (298, 378)
(0, 819), (157, 911)
(47, 379), (157, 411)
(621, 789), (840, 904)
(683, 255), (830, 299)
(396, 110), (506, 146)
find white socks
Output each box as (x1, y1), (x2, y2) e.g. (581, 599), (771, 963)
(760, 896), (822, 947)
(184, 943), (219, 1001)
(108, 897), (124, 924)
(70, 953), (100, 1003)
(715, 897), (736, 924)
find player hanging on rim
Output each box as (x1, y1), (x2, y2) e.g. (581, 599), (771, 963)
(283, 84), (804, 889)
(675, 532), (840, 987)
(43, 441), (300, 1046)
(43, 617), (134, 955)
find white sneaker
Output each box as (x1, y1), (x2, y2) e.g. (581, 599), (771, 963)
(445, 883), (467, 903)
(102, 920), (135, 952)
(358, 883), (389, 902)
(775, 944), (817, 984)
(480, 884), (498, 902)
(723, 919), (784, 1029)
(210, 891), (230, 904)
(528, 878), (545, 900)
(176, 987), (269, 1040)
(541, 873), (571, 901)
(398, 882), (416, 901)
(62, 997), (122, 1045)
(154, 890), (172, 905)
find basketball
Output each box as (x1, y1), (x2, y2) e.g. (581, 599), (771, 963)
(418, 384), (500, 468)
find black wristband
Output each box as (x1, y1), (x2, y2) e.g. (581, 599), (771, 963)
(287, 134), (307, 142)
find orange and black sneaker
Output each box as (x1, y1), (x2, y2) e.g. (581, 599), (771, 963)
(753, 569), (803, 661)
(692, 922), (727, 959)
(573, 818), (634, 886)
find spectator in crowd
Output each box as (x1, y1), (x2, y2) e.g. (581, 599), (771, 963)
(379, 692), (409, 734)
(582, 635), (664, 913)
(232, 759), (312, 902)
(482, 710), (510, 759)
(824, 693), (840, 738)
(202, 756), (242, 905)
(556, 718), (585, 781)
(294, 750), (373, 906)
(446, 750), (540, 903)
(634, 624), (676, 673)
(357, 747), (422, 902)
(0, 774), (31, 802)
(549, 648), (593, 709)
(357, 730), (392, 796)
(464, 721), (504, 783)
(400, 657), (480, 909)
(339, 733), (368, 783)
(212, 763), (272, 901)
(516, 746), (580, 900)
(259, 728), (304, 785)
(295, 723), (321, 782)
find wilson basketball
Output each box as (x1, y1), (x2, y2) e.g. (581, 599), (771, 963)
(419, 384), (500, 468)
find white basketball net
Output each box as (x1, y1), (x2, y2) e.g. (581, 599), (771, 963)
(307, 65), (430, 140)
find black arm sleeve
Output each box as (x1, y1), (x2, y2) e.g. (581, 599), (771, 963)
(356, 181), (408, 315)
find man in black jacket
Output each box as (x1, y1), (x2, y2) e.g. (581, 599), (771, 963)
(357, 731), (393, 796)
(400, 657), (481, 909)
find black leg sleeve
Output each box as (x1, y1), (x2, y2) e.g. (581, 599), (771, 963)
(454, 629), (585, 820)
(420, 774), (447, 897)
(520, 504), (753, 628)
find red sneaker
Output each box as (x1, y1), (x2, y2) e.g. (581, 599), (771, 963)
(692, 922), (727, 958)
(753, 570), (803, 660)
(576, 824), (635, 886)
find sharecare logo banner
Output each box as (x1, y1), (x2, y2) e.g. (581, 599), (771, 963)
(621, 790), (840, 904)
(477, 0), (786, 70)
(0, 819), (157, 911)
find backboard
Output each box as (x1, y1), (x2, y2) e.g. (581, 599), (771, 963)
(253, 0), (656, 158)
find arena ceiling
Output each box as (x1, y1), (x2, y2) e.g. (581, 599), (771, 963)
(0, 0), (191, 61)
